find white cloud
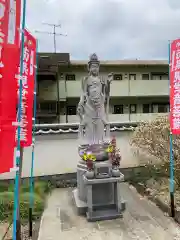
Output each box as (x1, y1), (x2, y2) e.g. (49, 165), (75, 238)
(26, 0), (180, 60)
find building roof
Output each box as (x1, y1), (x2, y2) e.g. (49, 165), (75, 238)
(70, 60), (168, 66)
(37, 53), (168, 67)
(38, 53), (70, 65)
(38, 53), (70, 73)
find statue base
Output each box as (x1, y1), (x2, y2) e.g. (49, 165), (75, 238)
(72, 160), (126, 222)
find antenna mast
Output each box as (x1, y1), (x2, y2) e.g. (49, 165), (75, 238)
(35, 22), (67, 53)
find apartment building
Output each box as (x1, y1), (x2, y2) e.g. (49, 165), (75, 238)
(36, 53), (169, 124)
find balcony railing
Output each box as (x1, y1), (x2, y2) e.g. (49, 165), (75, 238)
(59, 79), (169, 98)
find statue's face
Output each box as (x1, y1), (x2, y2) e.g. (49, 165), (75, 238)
(90, 63), (99, 76)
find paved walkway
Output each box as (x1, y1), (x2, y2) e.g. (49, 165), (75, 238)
(38, 183), (180, 240)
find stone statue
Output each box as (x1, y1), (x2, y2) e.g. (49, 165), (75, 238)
(73, 54), (125, 222)
(77, 53), (113, 145)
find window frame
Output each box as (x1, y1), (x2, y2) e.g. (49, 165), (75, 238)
(143, 104), (150, 113)
(65, 74), (76, 81)
(113, 105), (124, 114)
(129, 74), (136, 80)
(113, 74), (123, 81)
(130, 104), (137, 114)
(67, 105), (77, 115)
(142, 73), (150, 80)
(39, 101), (57, 113)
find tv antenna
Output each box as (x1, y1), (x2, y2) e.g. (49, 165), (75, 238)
(35, 22), (67, 53)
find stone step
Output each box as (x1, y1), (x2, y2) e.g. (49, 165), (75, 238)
(86, 208), (122, 222)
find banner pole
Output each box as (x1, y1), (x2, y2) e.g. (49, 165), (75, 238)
(16, 146), (24, 239)
(13, 0), (27, 240)
(168, 40), (175, 218)
(29, 39), (38, 238)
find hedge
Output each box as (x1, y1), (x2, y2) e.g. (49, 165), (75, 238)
(0, 181), (52, 222)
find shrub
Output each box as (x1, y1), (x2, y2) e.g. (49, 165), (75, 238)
(130, 116), (180, 185)
(33, 181), (52, 197)
(0, 180), (51, 222)
(0, 191), (44, 222)
(0, 182), (10, 192)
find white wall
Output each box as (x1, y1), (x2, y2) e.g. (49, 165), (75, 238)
(59, 113), (168, 123)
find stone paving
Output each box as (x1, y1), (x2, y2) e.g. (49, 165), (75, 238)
(38, 183), (180, 240)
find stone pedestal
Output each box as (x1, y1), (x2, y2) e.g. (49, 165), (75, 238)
(73, 160), (126, 222)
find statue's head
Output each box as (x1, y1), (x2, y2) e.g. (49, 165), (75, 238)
(88, 53), (100, 76)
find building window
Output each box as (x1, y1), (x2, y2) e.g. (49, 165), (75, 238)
(66, 74), (76, 81)
(37, 74), (56, 81)
(142, 74), (149, 80)
(40, 102), (57, 113)
(113, 74), (122, 80)
(129, 74), (136, 80)
(113, 105), (123, 114)
(67, 106), (76, 115)
(151, 73), (168, 80)
(143, 104), (150, 113)
(130, 104), (137, 113)
(162, 73), (169, 80)
(158, 103), (169, 113)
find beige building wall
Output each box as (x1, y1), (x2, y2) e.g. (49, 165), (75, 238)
(37, 61), (169, 124)
(38, 64), (169, 99)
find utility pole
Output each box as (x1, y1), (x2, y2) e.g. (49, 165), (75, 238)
(35, 22), (67, 53)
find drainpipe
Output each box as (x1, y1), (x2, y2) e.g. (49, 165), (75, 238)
(128, 75), (130, 122)
(65, 75), (68, 123)
(56, 70), (60, 123)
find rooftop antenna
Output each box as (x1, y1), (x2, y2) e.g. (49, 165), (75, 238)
(35, 22), (67, 53)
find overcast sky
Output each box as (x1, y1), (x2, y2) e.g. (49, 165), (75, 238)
(26, 0), (180, 60)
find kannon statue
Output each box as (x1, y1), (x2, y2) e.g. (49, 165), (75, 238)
(77, 53), (113, 145)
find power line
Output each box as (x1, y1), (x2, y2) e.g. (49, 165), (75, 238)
(35, 22), (67, 53)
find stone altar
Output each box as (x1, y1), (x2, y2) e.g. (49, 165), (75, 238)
(73, 53), (125, 222)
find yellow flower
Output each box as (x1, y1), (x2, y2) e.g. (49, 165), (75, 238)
(83, 153), (88, 161)
(91, 155), (96, 161)
(106, 145), (113, 153)
(87, 154), (96, 161)
(82, 152), (96, 161)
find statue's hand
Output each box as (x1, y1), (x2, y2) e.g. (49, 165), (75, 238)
(77, 103), (83, 114)
(108, 72), (114, 83)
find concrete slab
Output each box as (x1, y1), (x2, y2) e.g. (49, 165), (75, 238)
(38, 183), (180, 240)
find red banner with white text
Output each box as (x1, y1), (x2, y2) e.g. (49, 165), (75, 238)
(0, 0), (21, 174)
(16, 29), (36, 147)
(170, 39), (180, 135)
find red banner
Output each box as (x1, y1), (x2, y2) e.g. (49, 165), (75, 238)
(170, 39), (180, 135)
(0, 0), (21, 174)
(0, 0), (21, 45)
(16, 29), (36, 147)
(0, 0), (10, 43)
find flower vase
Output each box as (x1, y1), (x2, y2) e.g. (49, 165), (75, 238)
(85, 170), (94, 179)
(112, 166), (120, 177)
